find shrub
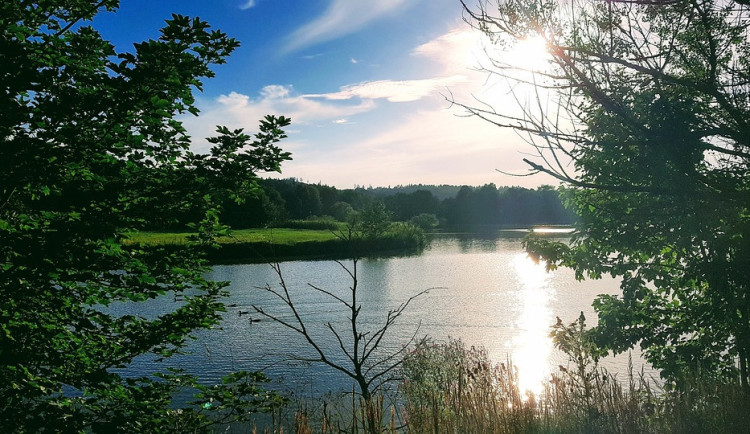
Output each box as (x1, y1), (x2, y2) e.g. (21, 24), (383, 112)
(385, 222), (426, 248)
(409, 213), (439, 230)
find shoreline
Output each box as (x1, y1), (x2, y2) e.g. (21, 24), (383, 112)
(127, 225), (572, 264)
(127, 228), (425, 264)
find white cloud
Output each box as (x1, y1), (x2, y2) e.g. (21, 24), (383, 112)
(350, 58), (359, 64)
(213, 87), (374, 122)
(259, 84), (291, 99)
(304, 75), (468, 103)
(216, 92), (249, 107)
(181, 86), (376, 153)
(239, 0), (256, 10)
(271, 26), (565, 188)
(283, 0), (409, 53)
(412, 28), (488, 73)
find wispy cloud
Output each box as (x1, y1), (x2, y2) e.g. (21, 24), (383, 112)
(304, 75), (468, 103)
(412, 28), (491, 75)
(282, 0), (409, 53)
(239, 0), (256, 10)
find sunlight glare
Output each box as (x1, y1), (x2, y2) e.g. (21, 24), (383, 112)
(502, 35), (552, 73)
(471, 32), (556, 126)
(510, 253), (554, 398)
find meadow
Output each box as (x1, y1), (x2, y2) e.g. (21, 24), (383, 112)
(127, 227), (341, 247)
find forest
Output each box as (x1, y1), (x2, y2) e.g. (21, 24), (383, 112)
(215, 179), (576, 230)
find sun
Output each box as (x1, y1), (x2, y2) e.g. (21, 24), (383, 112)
(502, 34), (553, 73)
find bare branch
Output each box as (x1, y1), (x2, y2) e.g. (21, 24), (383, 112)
(253, 251), (430, 432)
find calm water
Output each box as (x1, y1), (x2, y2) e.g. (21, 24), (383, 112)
(123, 231), (651, 396)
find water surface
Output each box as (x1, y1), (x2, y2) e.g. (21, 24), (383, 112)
(126, 232), (649, 395)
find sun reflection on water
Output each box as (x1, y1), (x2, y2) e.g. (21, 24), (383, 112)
(510, 253), (554, 397)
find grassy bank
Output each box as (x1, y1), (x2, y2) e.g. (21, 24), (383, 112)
(127, 226), (424, 263)
(129, 228), (341, 247)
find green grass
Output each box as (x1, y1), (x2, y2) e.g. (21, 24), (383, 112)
(127, 228), (342, 247)
(127, 223), (425, 264)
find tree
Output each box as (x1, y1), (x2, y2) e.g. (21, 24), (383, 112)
(439, 184), (500, 226)
(409, 213), (440, 230)
(384, 189), (440, 221)
(252, 251), (430, 433)
(461, 0), (750, 386)
(352, 201), (394, 239)
(330, 200), (356, 222)
(1, 1), (291, 430)
(290, 183), (323, 218)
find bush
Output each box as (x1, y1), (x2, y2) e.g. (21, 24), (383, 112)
(409, 213), (439, 230)
(385, 222), (425, 247)
(330, 201), (356, 222)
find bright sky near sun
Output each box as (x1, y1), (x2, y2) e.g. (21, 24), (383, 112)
(93, 0), (558, 189)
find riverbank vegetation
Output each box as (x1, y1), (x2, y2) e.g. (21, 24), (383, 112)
(128, 203), (428, 262)
(396, 338), (749, 434)
(247, 321), (750, 433)
(128, 225), (426, 263)
(127, 180), (576, 262)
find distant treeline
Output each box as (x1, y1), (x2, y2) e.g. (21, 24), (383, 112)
(154, 179), (577, 230)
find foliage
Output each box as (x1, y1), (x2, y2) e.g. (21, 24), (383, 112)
(330, 200), (356, 222)
(74, 369), (285, 433)
(462, 0), (750, 386)
(384, 222), (427, 248)
(128, 228), (341, 247)
(221, 187), (287, 229)
(383, 190), (440, 221)
(409, 213), (440, 230)
(211, 178), (574, 229)
(351, 201), (394, 239)
(0, 1), (290, 430)
(440, 184), (575, 227)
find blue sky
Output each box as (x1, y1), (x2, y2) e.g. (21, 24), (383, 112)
(94, 0), (557, 188)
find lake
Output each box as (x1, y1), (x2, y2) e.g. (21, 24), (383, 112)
(126, 230), (652, 397)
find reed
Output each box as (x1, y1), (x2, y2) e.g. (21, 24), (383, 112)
(398, 338), (750, 433)
(239, 336), (748, 432)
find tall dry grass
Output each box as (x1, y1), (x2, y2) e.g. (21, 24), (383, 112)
(284, 391), (400, 434)
(247, 318), (750, 433)
(398, 336), (750, 434)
